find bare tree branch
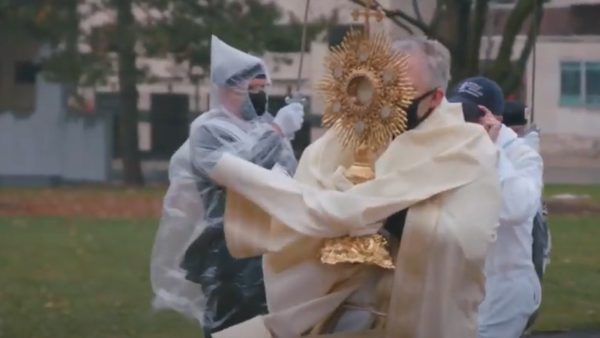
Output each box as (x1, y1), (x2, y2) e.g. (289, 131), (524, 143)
(466, 0), (490, 75)
(347, 0), (415, 35)
(346, 0), (453, 49)
(453, 0), (472, 76)
(486, 0), (545, 80)
(411, 0), (424, 23)
(499, 2), (543, 94)
(481, 10), (500, 74)
(390, 18), (415, 35)
(429, 0), (446, 33)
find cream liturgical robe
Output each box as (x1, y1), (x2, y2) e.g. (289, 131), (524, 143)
(210, 99), (502, 338)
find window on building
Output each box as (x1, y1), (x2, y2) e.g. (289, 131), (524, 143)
(585, 62), (600, 106)
(559, 61), (600, 108)
(0, 41), (41, 113)
(14, 61), (40, 84)
(13, 61), (39, 112)
(560, 62), (583, 106)
(0, 60), (38, 113)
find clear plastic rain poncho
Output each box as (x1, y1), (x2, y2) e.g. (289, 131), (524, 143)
(150, 36), (297, 336)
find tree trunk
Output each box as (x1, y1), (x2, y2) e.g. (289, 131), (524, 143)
(466, 0), (491, 77)
(427, 0), (473, 89)
(498, 3), (543, 96)
(485, 0), (544, 86)
(114, 0), (144, 186)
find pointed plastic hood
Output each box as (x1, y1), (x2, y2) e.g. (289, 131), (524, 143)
(209, 35), (271, 88)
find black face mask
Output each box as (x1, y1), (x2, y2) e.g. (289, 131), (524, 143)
(406, 89), (437, 130)
(249, 91), (268, 116)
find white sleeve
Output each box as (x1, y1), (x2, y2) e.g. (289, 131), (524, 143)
(523, 130), (540, 152)
(189, 117), (297, 177)
(495, 126), (544, 226)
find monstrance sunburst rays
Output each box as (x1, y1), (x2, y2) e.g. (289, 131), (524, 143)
(316, 29), (415, 152)
(315, 28), (415, 271)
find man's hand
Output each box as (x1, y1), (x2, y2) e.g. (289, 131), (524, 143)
(478, 105), (501, 142)
(273, 103), (304, 139)
(526, 123), (540, 134)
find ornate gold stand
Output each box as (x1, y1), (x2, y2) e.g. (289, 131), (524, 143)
(343, 146), (375, 184)
(319, 146), (395, 270)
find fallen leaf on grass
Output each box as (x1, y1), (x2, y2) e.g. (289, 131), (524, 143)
(11, 219), (28, 227)
(44, 298), (69, 309)
(0, 188), (164, 219)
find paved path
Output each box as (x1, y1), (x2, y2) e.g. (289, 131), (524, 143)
(544, 167), (600, 185)
(542, 154), (600, 184)
(530, 331), (600, 338)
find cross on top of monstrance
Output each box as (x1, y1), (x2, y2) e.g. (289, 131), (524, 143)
(315, 0), (415, 270)
(351, 0), (385, 35)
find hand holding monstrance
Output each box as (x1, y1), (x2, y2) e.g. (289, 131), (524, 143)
(316, 4), (415, 269)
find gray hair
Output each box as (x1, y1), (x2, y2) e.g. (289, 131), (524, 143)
(391, 37), (451, 92)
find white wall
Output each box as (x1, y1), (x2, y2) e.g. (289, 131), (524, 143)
(479, 35), (600, 138)
(92, 2), (600, 140)
(526, 38), (600, 137)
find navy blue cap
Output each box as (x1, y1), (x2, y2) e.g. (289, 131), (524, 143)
(448, 77), (505, 116)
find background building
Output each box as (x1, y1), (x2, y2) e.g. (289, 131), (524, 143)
(2, 0), (599, 184)
(90, 0), (600, 156)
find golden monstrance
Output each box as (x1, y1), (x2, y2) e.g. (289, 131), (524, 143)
(316, 1), (414, 270)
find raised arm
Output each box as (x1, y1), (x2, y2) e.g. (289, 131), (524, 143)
(210, 124), (501, 242)
(189, 117), (293, 177)
(523, 128), (540, 152)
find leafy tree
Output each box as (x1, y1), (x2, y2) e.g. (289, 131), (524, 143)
(11, 0), (329, 186)
(0, 0), (145, 185)
(0, 1), (70, 42)
(348, 0), (546, 96)
(146, 0), (332, 81)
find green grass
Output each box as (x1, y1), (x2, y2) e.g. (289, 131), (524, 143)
(0, 217), (199, 338)
(544, 184), (600, 202)
(534, 215), (600, 331)
(0, 214), (599, 336)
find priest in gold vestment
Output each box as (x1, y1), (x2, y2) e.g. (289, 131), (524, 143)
(205, 37), (502, 338)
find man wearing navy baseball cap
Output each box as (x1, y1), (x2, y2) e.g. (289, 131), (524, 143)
(449, 76), (506, 117)
(451, 77), (544, 338)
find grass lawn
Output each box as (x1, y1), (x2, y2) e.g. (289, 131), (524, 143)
(0, 184), (599, 337)
(535, 216), (600, 331)
(544, 184), (600, 202)
(0, 217), (199, 338)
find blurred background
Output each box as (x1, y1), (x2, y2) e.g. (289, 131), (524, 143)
(0, 0), (599, 337)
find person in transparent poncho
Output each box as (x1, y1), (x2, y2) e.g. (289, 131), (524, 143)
(150, 36), (305, 338)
